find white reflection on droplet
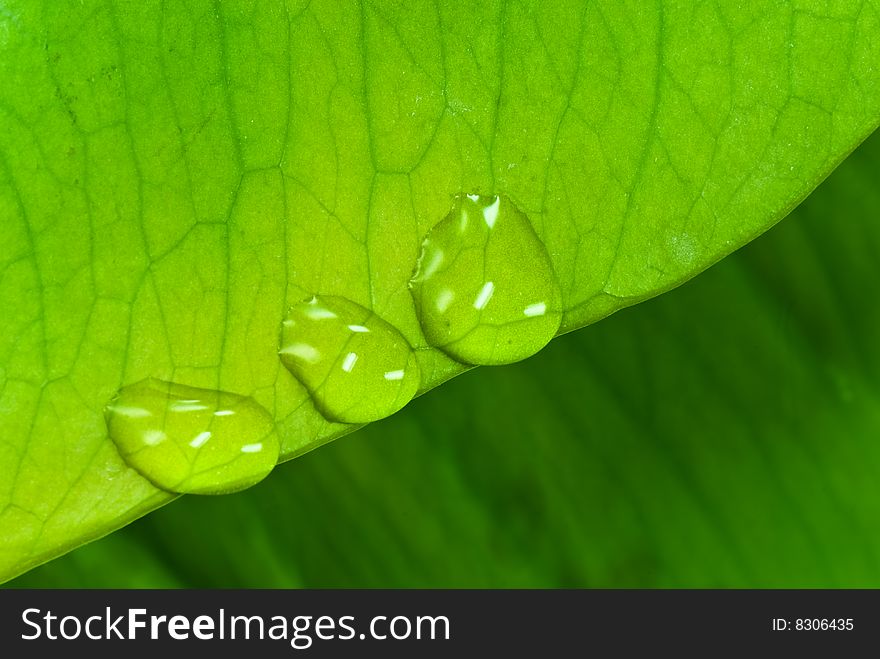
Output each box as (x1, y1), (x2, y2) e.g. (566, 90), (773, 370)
(303, 299), (337, 320)
(214, 410), (235, 417)
(436, 289), (454, 313)
(279, 342), (321, 363)
(143, 430), (166, 446)
(170, 402), (209, 412)
(189, 431), (212, 448)
(347, 324), (370, 333)
(384, 369), (405, 381)
(482, 196), (500, 228)
(107, 405), (152, 419)
(342, 352), (358, 372)
(459, 208), (469, 233)
(420, 247), (444, 281)
(523, 302), (547, 317)
(473, 281), (495, 310)
(240, 443), (263, 453)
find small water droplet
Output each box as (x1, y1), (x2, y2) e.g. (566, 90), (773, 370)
(104, 378), (280, 495)
(409, 193), (562, 365)
(279, 295), (421, 423)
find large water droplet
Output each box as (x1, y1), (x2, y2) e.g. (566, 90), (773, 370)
(104, 378), (280, 495)
(279, 295), (421, 423)
(409, 193), (562, 365)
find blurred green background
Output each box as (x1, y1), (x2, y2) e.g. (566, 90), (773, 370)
(9, 130), (880, 588)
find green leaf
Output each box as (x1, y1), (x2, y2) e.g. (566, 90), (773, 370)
(12, 126), (880, 587)
(2, 0), (880, 582)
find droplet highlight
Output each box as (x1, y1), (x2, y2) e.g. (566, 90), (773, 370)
(409, 193), (563, 365)
(104, 378), (280, 495)
(279, 295), (421, 424)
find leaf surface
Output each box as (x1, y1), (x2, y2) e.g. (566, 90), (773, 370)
(2, 0), (880, 581)
(12, 127), (880, 588)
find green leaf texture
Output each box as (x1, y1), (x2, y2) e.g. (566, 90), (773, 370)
(2, 0), (880, 581)
(12, 126), (880, 588)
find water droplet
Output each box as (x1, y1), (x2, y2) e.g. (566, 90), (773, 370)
(104, 378), (280, 495)
(409, 193), (562, 365)
(279, 295), (421, 423)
